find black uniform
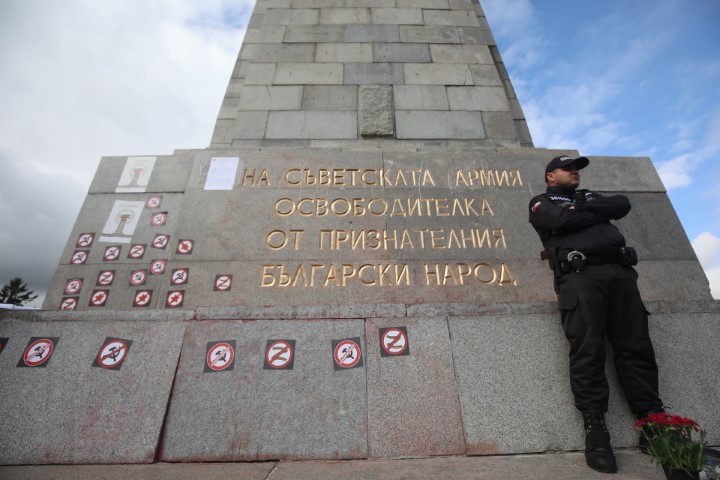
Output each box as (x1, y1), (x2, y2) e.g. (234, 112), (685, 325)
(529, 186), (663, 415)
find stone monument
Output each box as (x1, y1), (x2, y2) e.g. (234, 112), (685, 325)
(1, 0), (718, 465)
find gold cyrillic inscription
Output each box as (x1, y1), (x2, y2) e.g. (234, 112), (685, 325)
(274, 197), (493, 218)
(318, 228), (506, 250)
(455, 169), (523, 187)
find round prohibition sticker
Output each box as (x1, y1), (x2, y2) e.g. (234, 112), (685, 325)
(264, 340), (295, 370)
(93, 338), (132, 370)
(19, 338), (59, 368)
(332, 338), (363, 370)
(205, 341), (235, 372)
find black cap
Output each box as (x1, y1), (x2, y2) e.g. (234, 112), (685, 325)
(545, 155), (590, 175)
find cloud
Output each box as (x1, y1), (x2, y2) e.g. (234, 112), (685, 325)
(656, 155), (693, 190)
(692, 232), (720, 299)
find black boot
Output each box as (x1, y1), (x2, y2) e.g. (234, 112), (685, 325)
(582, 411), (617, 474)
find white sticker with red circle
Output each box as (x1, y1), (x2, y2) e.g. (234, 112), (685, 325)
(150, 259), (167, 275)
(152, 234), (170, 249)
(133, 290), (153, 307)
(128, 244), (146, 259)
(97, 270), (115, 286)
(146, 195), (162, 209)
(92, 338), (132, 370)
(70, 250), (89, 265)
(103, 245), (121, 261)
(214, 274), (233, 291)
(176, 239), (194, 255)
(130, 269), (148, 286)
(264, 340), (295, 370)
(59, 297), (78, 310)
(18, 337), (59, 368)
(89, 290), (109, 307)
(151, 212), (167, 226)
(165, 290), (184, 308)
(332, 337), (363, 370)
(205, 341), (236, 372)
(64, 278), (83, 295)
(380, 327), (410, 357)
(76, 232), (95, 248)
(171, 268), (189, 285)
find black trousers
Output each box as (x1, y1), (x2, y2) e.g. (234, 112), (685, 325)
(556, 263), (663, 415)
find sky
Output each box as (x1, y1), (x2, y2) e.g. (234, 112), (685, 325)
(0, 0), (719, 307)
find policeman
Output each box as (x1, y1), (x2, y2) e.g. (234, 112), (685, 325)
(528, 155), (664, 474)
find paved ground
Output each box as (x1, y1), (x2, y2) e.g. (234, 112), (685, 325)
(0, 449), (667, 480)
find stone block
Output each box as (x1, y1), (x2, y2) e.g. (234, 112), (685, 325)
(316, 43), (372, 62)
(266, 111), (357, 138)
(366, 317), (465, 457)
(0, 321), (185, 464)
(430, 44), (492, 64)
(344, 24), (400, 42)
(448, 0), (474, 10)
(399, 26), (460, 44)
(243, 26), (286, 43)
(447, 86), (509, 111)
(160, 320), (368, 461)
(397, 0), (449, 7)
(260, 0), (292, 7)
(303, 85), (358, 110)
(359, 85), (394, 136)
(395, 111), (484, 139)
(263, 8), (319, 25)
(237, 86), (303, 110)
(284, 25), (345, 43)
(346, 0), (394, 6)
(319, 8), (371, 24)
(88, 155), (193, 194)
(240, 44), (315, 63)
(223, 112), (269, 140)
(468, 64), (502, 86)
(482, 111), (517, 139)
(373, 43), (431, 63)
(274, 63), (343, 84)
(292, 0), (345, 6)
(404, 63), (473, 85)
(248, 13), (265, 28)
(393, 85), (448, 110)
(371, 8), (423, 25)
(457, 26), (494, 45)
(244, 63), (277, 85)
(423, 10), (479, 26)
(344, 62), (404, 84)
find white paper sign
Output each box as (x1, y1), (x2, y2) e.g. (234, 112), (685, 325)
(205, 157), (240, 190)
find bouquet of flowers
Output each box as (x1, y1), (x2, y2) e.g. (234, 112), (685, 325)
(634, 412), (707, 478)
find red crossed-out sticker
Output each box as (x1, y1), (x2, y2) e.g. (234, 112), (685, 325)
(379, 327), (410, 357)
(264, 340), (296, 370)
(97, 270), (115, 286)
(93, 338), (132, 370)
(176, 239), (194, 255)
(18, 337), (59, 368)
(130, 269), (148, 286)
(103, 245), (121, 261)
(214, 274), (232, 291)
(205, 341), (236, 372)
(76, 232), (95, 248)
(133, 290), (153, 307)
(89, 290), (109, 307)
(128, 244), (146, 259)
(64, 278), (83, 295)
(332, 338), (363, 370)
(152, 234), (170, 249)
(171, 268), (189, 285)
(150, 212), (167, 226)
(70, 250), (89, 265)
(59, 297), (78, 310)
(165, 290), (184, 308)
(150, 259), (167, 275)
(146, 195), (162, 209)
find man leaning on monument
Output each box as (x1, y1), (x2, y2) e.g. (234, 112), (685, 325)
(528, 155), (664, 474)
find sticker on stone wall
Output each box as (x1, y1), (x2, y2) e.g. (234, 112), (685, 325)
(146, 195), (162, 209)
(176, 239), (194, 255)
(204, 157), (239, 190)
(0, 337), (7, 355)
(99, 200), (144, 244)
(128, 244), (146, 259)
(332, 337), (363, 370)
(379, 327), (410, 357)
(165, 290), (184, 308)
(214, 274), (233, 291)
(133, 290), (153, 307)
(97, 270), (115, 286)
(76, 232), (95, 248)
(89, 290), (109, 307)
(103, 245), (122, 261)
(129, 269), (148, 286)
(205, 340), (236, 372)
(70, 250), (89, 265)
(150, 212), (167, 227)
(116, 156), (156, 193)
(64, 278), (83, 295)
(171, 268), (189, 285)
(92, 337), (132, 370)
(59, 297), (78, 310)
(264, 340), (296, 370)
(150, 259), (167, 275)
(18, 337), (59, 368)
(152, 234), (170, 249)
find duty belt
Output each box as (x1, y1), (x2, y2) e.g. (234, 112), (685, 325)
(540, 247), (638, 276)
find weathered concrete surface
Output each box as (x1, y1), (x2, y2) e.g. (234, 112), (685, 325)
(0, 321), (185, 465)
(0, 450), (664, 480)
(160, 320), (368, 461)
